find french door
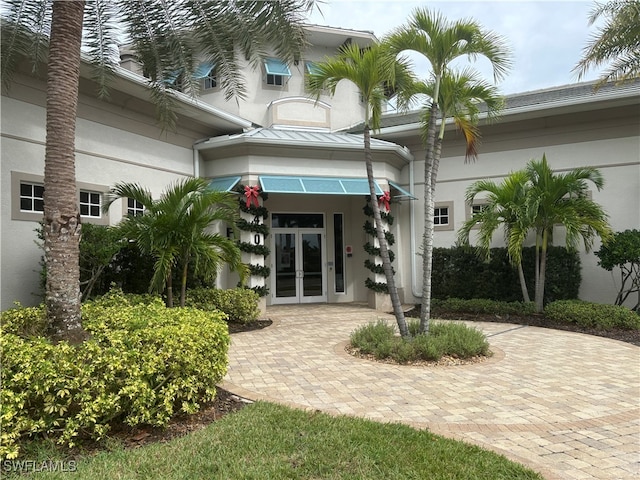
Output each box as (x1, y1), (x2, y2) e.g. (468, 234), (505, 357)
(271, 228), (326, 304)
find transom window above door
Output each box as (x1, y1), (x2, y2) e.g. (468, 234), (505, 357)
(271, 213), (324, 228)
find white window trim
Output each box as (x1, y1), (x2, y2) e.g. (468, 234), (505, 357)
(465, 199), (490, 231)
(11, 171), (109, 225)
(123, 197), (145, 217)
(434, 201), (454, 232)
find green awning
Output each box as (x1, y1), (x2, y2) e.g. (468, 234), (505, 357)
(209, 176), (241, 192)
(264, 58), (292, 77)
(389, 180), (416, 200)
(259, 176), (383, 195)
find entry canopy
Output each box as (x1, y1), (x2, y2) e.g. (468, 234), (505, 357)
(209, 176), (241, 192)
(259, 176), (383, 195)
(389, 180), (417, 200)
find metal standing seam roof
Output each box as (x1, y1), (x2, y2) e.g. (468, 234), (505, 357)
(259, 175), (384, 195)
(197, 128), (413, 161)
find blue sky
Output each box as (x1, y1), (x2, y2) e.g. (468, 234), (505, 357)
(305, 0), (603, 95)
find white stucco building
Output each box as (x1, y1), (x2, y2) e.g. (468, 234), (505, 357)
(2, 24), (639, 311)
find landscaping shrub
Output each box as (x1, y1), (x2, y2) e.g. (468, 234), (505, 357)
(431, 298), (536, 316)
(0, 291), (230, 460)
(350, 320), (490, 364)
(544, 300), (640, 330)
(185, 287), (260, 323)
(431, 246), (580, 303)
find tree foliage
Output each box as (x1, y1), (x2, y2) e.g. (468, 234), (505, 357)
(307, 42), (415, 337)
(386, 7), (512, 333)
(104, 178), (248, 308)
(596, 229), (640, 310)
(574, 0), (640, 86)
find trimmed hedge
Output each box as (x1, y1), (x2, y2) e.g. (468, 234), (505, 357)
(544, 300), (640, 330)
(0, 291), (229, 459)
(185, 287), (260, 323)
(431, 246), (581, 303)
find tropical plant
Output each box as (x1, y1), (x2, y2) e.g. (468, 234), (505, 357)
(514, 154), (613, 312)
(595, 229), (640, 311)
(0, 0), (314, 341)
(104, 178), (247, 308)
(307, 42), (415, 337)
(387, 9), (512, 333)
(573, 0), (640, 86)
(457, 170), (532, 302)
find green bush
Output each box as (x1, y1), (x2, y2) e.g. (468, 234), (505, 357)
(350, 320), (490, 364)
(1, 304), (48, 338)
(1, 291), (230, 460)
(431, 246), (581, 303)
(431, 298), (536, 316)
(544, 300), (640, 330)
(185, 287), (260, 323)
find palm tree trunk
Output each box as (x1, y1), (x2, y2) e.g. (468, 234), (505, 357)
(166, 273), (174, 308)
(517, 263), (531, 303)
(364, 125), (409, 338)
(419, 100), (440, 334)
(534, 229), (549, 313)
(44, 0), (86, 343)
(180, 260), (189, 307)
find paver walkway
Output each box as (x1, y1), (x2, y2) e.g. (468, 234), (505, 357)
(222, 304), (640, 480)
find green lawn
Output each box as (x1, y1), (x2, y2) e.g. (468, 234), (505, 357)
(27, 402), (543, 479)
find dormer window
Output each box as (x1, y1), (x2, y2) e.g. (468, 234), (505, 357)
(263, 58), (291, 86)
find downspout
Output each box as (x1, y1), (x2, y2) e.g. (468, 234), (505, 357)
(193, 147), (200, 178)
(409, 155), (421, 298)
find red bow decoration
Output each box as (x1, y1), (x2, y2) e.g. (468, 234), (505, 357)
(378, 191), (391, 212)
(244, 185), (261, 208)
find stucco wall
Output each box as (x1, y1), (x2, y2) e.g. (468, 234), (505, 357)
(1, 78), (202, 309)
(393, 105), (640, 307)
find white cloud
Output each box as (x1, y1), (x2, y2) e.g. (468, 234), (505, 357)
(305, 0), (602, 94)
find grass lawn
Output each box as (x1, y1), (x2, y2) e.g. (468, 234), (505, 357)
(27, 402), (542, 480)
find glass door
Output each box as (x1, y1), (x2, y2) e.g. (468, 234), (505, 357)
(272, 228), (326, 304)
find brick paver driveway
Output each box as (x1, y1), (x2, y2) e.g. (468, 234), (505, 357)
(222, 304), (640, 480)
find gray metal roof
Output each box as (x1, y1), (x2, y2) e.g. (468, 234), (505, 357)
(353, 79), (640, 132)
(195, 127), (414, 161)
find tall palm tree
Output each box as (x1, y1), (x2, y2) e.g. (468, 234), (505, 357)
(388, 7), (512, 333)
(307, 42), (415, 337)
(1, 0), (313, 340)
(457, 170), (532, 303)
(105, 178), (247, 308)
(574, 0), (640, 87)
(516, 155), (613, 312)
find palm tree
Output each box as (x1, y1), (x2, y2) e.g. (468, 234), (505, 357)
(388, 8), (512, 333)
(105, 178), (247, 308)
(457, 170), (532, 303)
(1, 0), (313, 340)
(574, 0), (640, 87)
(307, 42), (415, 337)
(516, 155), (613, 312)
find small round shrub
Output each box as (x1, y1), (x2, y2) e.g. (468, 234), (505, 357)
(350, 321), (396, 355)
(350, 320), (490, 363)
(544, 300), (640, 330)
(185, 287), (260, 323)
